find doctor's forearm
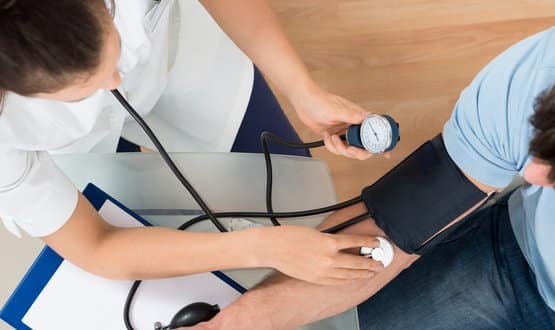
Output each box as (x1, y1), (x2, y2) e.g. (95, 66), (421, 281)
(43, 193), (262, 280)
(85, 227), (260, 279)
(199, 0), (317, 101)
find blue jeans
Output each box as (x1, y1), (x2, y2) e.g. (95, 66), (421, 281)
(118, 66), (310, 157)
(358, 196), (555, 329)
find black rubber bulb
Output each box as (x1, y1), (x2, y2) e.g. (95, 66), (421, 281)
(168, 302), (220, 329)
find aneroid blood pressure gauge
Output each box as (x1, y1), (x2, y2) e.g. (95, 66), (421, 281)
(346, 114), (400, 153)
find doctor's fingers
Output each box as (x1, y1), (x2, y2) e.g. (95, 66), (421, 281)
(346, 145), (373, 161)
(323, 132), (340, 155)
(325, 132), (373, 160)
(332, 134), (372, 160)
(332, 234), (380, 250)
(334, 254), (384, 272)
(326, 122), (350, 136)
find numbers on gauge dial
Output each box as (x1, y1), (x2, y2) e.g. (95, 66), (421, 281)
(360, 115), (392, 153)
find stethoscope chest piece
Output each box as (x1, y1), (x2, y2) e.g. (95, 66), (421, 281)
(359, 237), (394, 267)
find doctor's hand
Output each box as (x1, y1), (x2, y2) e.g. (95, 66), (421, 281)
(290, 85), (374, 160)
(256, 225), (384, 286)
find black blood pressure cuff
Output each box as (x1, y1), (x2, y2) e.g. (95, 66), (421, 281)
(361, 134), (486, 255)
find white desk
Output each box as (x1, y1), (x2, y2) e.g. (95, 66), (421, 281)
(0, 153), (359, 330)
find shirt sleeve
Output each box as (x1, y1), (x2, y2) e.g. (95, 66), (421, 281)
(443, 29), (549, 189)
(0, 149), (78, 237)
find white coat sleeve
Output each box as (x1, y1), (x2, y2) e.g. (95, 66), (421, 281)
(0, 148), (78, 237)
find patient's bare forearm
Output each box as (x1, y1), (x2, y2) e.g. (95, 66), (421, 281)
(249, 256), (413, 329)
(205, 169), (497, 329)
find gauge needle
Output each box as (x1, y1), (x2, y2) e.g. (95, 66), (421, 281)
(370, 125), (380, 142)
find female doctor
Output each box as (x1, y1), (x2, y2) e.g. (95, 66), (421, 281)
(0, 0), (382, 286)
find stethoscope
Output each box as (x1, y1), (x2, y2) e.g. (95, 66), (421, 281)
(111, 89), (400, 329)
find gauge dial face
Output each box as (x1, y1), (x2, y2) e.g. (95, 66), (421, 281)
(360, 115), (393, 153)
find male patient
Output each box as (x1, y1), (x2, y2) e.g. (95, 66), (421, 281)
(193, 28), (555, 329)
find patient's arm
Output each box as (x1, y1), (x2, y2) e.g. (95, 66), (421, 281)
(191, 170), (497, 330)
(190, 202), (416, 330)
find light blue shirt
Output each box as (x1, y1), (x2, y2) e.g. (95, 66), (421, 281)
(443, 27), (555, 310)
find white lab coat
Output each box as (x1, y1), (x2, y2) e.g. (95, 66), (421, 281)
(0, 0), (253, 237)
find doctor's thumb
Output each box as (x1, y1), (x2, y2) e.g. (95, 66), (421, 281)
(337, 103), (369, 125)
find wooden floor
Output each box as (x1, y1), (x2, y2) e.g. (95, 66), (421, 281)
(267, 0), (555, 200)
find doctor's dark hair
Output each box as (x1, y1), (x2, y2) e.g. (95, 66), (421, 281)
(530, 85), (555, 183)
(0, 0), (115, 108)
